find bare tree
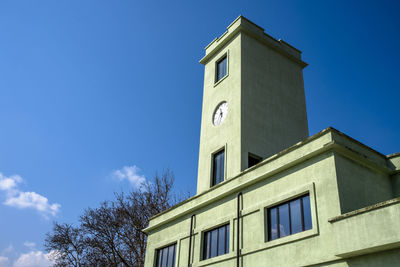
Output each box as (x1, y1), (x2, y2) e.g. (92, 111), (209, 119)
(115, 169), (176, 266)
(44, 223), (85, 267)
(45, 169), (180, 267)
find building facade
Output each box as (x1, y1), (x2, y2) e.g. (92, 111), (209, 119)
(143, 16), (400, 267)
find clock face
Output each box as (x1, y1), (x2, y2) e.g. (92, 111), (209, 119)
(213, 101), (228, 126)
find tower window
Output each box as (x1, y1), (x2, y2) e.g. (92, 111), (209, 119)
(212, 149), (225, 186)
(156, 243), (176, 267)
(215, 55), (227, 82)
(248, 153), (262, 168)
(267, 194), (312, 241)
(202, 224), (229, 260)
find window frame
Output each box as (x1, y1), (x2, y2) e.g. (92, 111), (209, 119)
(202, 223), (230, 261)
(155, 243), (177, 267)
(214, 52), (229, 85)
(211, 147), (226, 187)
(254, 183), (319, 251)
(267, 194), (312, 241)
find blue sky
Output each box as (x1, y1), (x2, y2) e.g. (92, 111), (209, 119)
(0, 0), (399, 265)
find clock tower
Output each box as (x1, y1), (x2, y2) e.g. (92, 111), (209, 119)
(197, 16), (309, 194)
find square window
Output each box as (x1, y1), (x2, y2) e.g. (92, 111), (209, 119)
(156, 243), (176, 267)
(267, 194), (312, 241)
(202, 224), (229, 260)
(212, 149), (225, 186)
(215, 55), (227, 83)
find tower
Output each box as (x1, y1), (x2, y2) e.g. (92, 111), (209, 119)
(197, 16), (309, 194)
(144, 17), (400, 267)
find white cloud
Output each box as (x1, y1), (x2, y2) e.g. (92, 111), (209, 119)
(5, 192), (60, 217)
(0, 174), (22, 192)
(12, 251), (54, 267)
(112, 165), (147, 188)
(0, 256), (9, 267)
(0, 173), (60, 217)
(23, 242), (35, 250)
(2, 245), (14, 255)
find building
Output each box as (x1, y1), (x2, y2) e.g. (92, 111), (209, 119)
(143, 16), (400, 267)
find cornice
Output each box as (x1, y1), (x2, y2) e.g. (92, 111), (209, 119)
(199, 16), (307, 68)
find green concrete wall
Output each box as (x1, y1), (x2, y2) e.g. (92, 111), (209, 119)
(241, 31), (308, 170)
(196, 30), (242, 194)
(388, 154), (400, 197)
(146, 153), (341, 267)
(144, 128), (400, 267)
(144, 16), (400, 267)
(334, 154), (393, 213)
(391, 174), (400, 197)
(329, 198), (400, 259)
(196, 16), (308, 194)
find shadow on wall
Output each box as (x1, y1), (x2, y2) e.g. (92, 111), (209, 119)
(315, 248), (400, 267)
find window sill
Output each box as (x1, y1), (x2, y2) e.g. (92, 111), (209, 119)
(241, 227), (318, 256)
(196, 251), (235, 267)
(213, 73), (228, 87)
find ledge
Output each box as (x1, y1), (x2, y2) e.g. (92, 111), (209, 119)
(143, 127), (393, 234)
(328, 198), (400, 258)
(328, 197), (400, 223)
(387, 152), (400, 158)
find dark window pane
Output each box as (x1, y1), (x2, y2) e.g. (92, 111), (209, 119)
(203, 224), (229, 260)
(157, 248), (162, 267)
(157, 244), (176, 267)
(278, 203), (290, 237)
(219, 151), (224, 183)
(167, 245), (174, 267)
(268, 207), (278, 240)
(204, 231), (210, 259)
(217, 226), (226, 255)
(212, 150), (224, 186)
(290, 199), (302, 234)
(302, 195), (312, 230)
(267, 194), (313, 242)
(210, 229), (218, 258)
(223, 58), (226, 76)
(213, 156), (219, 185)
(161, 247), (168, 267)
(216, 56), (227, 82)
(172, 245), (176, 267)
(225, 225), (229, 254)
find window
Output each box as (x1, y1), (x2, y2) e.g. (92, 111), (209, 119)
(215, 55), (227, 82)
(203, 224), (229, 260)
(267, 194), (312, 241)
(156, 243), (176, 267)
(248, 153), (262, 168)
(212, 149), (225, 186)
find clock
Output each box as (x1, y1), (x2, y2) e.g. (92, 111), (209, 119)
(213, 101), (228, 126)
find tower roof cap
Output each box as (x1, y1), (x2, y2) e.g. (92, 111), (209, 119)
(200, 15), (307, 68)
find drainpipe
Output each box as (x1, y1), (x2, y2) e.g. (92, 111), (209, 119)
(237, 192), (242, 267)
(188, 214), (195, 267)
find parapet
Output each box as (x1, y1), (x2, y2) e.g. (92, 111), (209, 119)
(199, 15), (307, 68)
